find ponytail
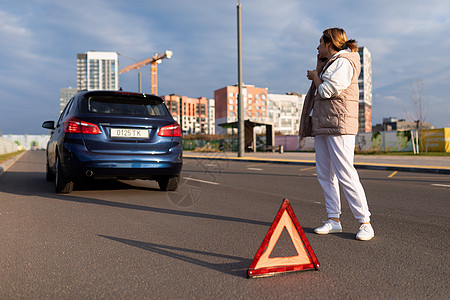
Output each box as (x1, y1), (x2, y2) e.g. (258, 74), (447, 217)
(322, 28), (358, 52)
(342, 39), (358, 52)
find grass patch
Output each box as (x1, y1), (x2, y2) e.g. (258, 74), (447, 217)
(0, 150), (26, 164)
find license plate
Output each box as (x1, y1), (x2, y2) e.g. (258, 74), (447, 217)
(110, 128), (149, 139)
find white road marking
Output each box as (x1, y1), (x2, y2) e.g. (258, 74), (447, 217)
(299, 167), (316, 171)
(247, 168), (263, 171)
(184, 177), (220, 185)
(431, 184), (450, 188)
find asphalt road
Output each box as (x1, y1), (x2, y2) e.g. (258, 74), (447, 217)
(0, 151), (449, 299)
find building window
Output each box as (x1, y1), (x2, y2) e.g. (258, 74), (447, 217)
(229, 99), (233, 104)
(229, 105), (234, 111)
(171, 102), (178, 114)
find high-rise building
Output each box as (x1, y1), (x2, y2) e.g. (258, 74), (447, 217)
(77, 51), (119, 91)
(358, 47), (372, 133)
(59, 87), (77, 113)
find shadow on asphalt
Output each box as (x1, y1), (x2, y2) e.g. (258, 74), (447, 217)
(1, 170), (274, 278)
(0, 171), (272, 228)
(99, 235), (253, 278)
(302, 226), (356, 241)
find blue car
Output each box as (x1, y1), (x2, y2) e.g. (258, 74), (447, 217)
(42, 90), (183, 193)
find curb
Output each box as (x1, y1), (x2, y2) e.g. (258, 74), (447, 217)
(0, 151), (27, 177)
(183, 154), (450, 175)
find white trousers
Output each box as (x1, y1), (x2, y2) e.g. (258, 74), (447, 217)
(315, 135), (371, 223)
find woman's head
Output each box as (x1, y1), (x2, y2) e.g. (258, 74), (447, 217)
(322, 28), (358, 53)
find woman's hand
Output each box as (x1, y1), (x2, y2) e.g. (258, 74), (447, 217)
(299, 137), (306, 149)
(316, 54), (327, 73)
(307, 70), (318, 81)
(307, 54), (326, 89)
(307, 69), (323, 90)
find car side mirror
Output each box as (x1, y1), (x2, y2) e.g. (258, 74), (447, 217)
(42, 121), (55, 130)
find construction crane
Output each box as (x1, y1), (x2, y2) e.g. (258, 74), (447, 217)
(119, 50), (173, 95)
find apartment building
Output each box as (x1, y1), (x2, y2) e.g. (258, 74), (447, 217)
(59, 87), (77, 113)
(77, 51), (119, 91)
(358, 46), (372, 133)
(214, 84), (269, 134)
(267, 93), (305, 135)
(161, 94), (214, 134)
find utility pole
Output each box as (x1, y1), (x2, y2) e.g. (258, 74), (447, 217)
(237, 0), (244, 156)
(179, 96), (183, 134)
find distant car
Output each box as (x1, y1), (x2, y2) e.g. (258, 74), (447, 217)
(42, 90), (182, 193)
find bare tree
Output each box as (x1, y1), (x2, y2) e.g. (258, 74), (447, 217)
(406, 79), (429, 152)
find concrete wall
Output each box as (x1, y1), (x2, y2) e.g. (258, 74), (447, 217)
(1, 135), (51, 152)
(0, 137), (19, 155)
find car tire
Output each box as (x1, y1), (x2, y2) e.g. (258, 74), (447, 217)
(55, 157), (74, 194)
(46, 161), (55, 181)
(158, 176), (180, 191)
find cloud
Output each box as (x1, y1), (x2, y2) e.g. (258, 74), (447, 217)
(1, 0), (450, 133)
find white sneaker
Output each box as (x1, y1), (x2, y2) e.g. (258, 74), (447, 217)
(356, 224), (374, 241)
(314, 220), (342, 234)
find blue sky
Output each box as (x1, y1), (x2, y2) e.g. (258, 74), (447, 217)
(1, 0), (449, 134)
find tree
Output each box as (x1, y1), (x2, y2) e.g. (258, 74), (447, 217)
(406, 79), (429, 152)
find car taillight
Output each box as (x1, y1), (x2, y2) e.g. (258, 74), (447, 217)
(65, 118), (101, 135)
(158, 123), (182, 137)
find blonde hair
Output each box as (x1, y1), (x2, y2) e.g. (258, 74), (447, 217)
(322, 28), (358, 52)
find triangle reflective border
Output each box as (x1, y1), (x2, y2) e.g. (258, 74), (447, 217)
(248, 199), (320, 278)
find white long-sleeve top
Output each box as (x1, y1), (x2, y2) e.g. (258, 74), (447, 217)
(318, 49), (353, 99)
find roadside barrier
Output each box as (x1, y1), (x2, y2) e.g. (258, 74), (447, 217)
(0, 137), (18, 155)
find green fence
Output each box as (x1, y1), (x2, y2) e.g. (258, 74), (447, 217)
(182, 139), (238, 151)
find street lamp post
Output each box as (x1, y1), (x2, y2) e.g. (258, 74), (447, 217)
(237, 0), (245, 157)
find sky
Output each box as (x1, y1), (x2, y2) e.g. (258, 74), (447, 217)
(1, 0), (449, 134)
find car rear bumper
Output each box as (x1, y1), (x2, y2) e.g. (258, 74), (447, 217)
(61, 143), (182, 179)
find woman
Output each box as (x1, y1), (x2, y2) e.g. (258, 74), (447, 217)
(299, 28), (374, 241)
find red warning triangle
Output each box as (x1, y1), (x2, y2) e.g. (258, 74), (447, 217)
(248, 199), (320, 278)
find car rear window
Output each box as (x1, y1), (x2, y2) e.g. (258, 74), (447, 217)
(82, 95), (169, 117)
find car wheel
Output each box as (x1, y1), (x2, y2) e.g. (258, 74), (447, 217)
(158, 176), (180, 191)
(55, 157), (74, 194)
(46, 161), (55, 181)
